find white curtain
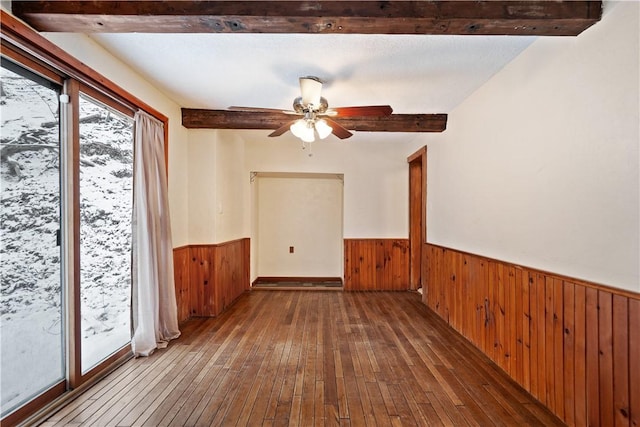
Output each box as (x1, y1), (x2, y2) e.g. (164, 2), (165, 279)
(131, 110), (180, 357)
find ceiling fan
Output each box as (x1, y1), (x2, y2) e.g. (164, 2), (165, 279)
(228, 76), (393, 143)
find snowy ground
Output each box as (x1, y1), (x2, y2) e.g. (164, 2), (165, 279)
(1, 68), (133, 414)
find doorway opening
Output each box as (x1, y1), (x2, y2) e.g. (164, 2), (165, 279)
(250, 172), (344, 288)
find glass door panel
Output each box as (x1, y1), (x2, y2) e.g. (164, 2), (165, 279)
(0, 62), (64, 417)
(78, 93), (133, 373)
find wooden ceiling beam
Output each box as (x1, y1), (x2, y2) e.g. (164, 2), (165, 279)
(12, 1), (601, 36)
(181, 109), (447, 133)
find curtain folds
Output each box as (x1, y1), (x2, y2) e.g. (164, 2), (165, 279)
(131, 110), (180, 357)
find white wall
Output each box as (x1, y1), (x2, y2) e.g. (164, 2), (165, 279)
(41, 33), (191, 247)
(424, 1), (639, 291)
(214, 131), (247, 243)
(255, 173), (343, 278)
(188, 128), (426, 281)
(187, 129), (247, 244)
(39, 6), (639, 292)
(186, 130), (217, 243)
(243, 132), (429, 238)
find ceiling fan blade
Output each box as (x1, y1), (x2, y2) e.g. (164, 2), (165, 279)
(326, 105), (393, 117)
(299, 76), (323, 107)
(324, 118), (353, 139)
(268, 120), (297, 137)
(228, 106), (298, 115)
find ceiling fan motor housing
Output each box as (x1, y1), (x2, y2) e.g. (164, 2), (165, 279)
(293, 96), (329, 114)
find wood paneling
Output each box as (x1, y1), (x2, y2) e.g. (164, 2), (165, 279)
(423, 243), (640, 427)
(189, 246), (214, 316)
(629, 299), (640, 427)
(586, 286), (600, 426)
(173, 239), (250, 321)
(172, 246), (191, 323)
(213, 238), (250, 314)
(612, 295), (629, 427)
(344, 239), (409, 291)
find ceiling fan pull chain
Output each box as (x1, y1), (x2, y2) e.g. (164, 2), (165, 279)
(300, 139), (313, 157)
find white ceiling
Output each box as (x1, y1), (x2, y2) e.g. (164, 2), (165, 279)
(89, 33), (536, 115)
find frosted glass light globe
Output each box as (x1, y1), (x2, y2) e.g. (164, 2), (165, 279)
(315, 119), (332, 139)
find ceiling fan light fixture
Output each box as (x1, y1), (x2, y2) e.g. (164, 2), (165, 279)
(289, 119), (305, 138)
(290, 119), (315, 143)
(315, 119), (332, 139)
(300, 128), (315, 143)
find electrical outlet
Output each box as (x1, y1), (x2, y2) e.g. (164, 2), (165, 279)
(289, 246), (294, 253)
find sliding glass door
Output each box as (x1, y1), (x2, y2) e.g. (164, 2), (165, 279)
(1, 58), (136, 422)
(0, 60), (65, 418)
(78, 93), (133, 373)
(1, 16), (171, 424)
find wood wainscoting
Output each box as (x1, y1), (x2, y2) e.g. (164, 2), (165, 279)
(173, 238), (250, 322)
(173, 245), (191, 323)
(344, 239), (409, 291)
(424, 243), (639, 427)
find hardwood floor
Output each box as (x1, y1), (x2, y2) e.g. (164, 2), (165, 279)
(41, 291), (564, 426)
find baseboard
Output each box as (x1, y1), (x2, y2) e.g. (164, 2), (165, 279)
(252, 276), (343, 290)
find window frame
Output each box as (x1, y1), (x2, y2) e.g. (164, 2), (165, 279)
(0, 54), (66, 423)
(71, 82), (136, 385)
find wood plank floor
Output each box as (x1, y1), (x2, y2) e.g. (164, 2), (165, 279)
(41, 291), (564, 426)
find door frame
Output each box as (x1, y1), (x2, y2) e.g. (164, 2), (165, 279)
(407, 146), (427, 293)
